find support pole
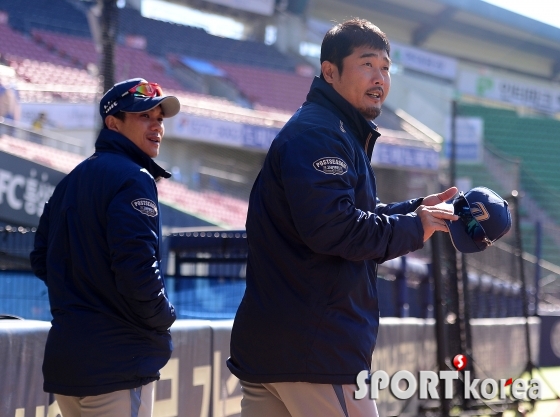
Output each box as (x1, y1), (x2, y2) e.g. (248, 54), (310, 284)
(430, 232), (451, 417)
(99, 0), (117, 94)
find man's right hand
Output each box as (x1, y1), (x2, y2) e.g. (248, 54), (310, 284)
(414, 202), (458, 242)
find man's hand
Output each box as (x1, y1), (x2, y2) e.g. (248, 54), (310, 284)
(415, 202), (458, 242)
(423, 186), (458, 206)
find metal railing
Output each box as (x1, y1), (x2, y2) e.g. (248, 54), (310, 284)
(0, 118), (87, 155)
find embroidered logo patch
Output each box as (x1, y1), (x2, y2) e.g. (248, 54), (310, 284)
(131, 198), (158, 217)
(313, 157), (348, 175)
(470, 202), (490, 222)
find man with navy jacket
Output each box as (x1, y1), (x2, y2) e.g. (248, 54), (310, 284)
(31, 78), (180, 417)
(227, 19), (458, 417)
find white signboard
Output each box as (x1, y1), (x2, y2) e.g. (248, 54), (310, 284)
(204, 0), (275, 16)
(169, 113), (279, 150)
(444, 116), (484, 163)
(20, 103), (96, 130)
(457, 70), (560, 114)
(391, 42), (457, 81)
(371, 143), (439, 171)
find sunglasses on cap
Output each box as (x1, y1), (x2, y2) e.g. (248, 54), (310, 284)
(103, 82), (164, 115)
(453, 192), (495, 251)
(125, 82), (163, 98)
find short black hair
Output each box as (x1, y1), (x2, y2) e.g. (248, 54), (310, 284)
(112, 111), (126, 122)
(103, 111), (126, 128)
(320, 19), (390, 76)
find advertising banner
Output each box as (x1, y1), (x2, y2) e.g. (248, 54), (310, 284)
(392, 41), (457, 81)
(1, 318), (539, 417)
(371, 142), (440, 171)
(0, 152), (65, 227)
(539, 313), (560, 367)
(457, 70), (560, 114)
(204, 0), (275, 16)
(170, 113), (280, 151)
(443, 116), (484, 163)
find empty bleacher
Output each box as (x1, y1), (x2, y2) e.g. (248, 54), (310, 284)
(212, 61), (314, 113)
(0, 23), (69, 66)
(32, 29), (98, 68)
(118, 6), (298, 72)
(1, 1), (307, 112)
(7, 59), (97, 103)
(0, 0), (91, 37)
(32, 29), (185, 90)
(11, 59), (96, 87)
(2, 1), (299, 73)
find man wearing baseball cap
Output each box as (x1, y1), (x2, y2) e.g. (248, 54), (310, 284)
(30, 78), (180, 417)
(227, 19), (459, 417)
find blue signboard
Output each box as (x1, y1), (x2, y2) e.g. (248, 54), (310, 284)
(0, 152), (65, 226)
(372, 143), (439, 170)
(443, 117), (484, 163)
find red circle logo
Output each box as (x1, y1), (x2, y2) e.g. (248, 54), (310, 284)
(453, 354), (467, 371)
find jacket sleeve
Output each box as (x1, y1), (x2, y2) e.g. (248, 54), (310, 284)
(106, 170), (176, 332)
(375, 197), (424, 216)
(278, 127), (424, 263)
(30, 199), (51, 283)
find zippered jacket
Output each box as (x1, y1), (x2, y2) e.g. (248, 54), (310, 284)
(30, 129), (176, 396)
(227, 77), (425, 384)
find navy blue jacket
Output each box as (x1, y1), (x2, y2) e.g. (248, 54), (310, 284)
(227, 77), (425, 384)
(30, 129), (176, 396)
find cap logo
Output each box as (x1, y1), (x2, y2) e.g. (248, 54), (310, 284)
(313, 157), (348, 175)
(131, 198), (158, 217)
(103, 100), (119, 114)
(470, 202), (490, 222)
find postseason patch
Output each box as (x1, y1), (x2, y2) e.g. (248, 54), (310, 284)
(313, 157), (348, 175)
(131, 198), (158, 217)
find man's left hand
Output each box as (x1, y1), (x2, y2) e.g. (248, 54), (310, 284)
(423, 186), (458, 207)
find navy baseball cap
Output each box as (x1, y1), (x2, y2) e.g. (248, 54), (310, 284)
(445, 187), (512, 253)
(99, 78), (180, 123)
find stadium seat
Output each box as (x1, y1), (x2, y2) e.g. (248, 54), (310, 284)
(30, 29), (186, 90)
(212, 61), (315, 112)
(118, 6), (298, 72)
(0, 24), (69, 66)
(0, 0), (91, 37)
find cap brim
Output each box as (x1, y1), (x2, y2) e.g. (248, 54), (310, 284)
(122, 95), (181, 118)
(445, 219), (484, 253)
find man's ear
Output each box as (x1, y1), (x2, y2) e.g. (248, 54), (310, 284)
(321, 60), (337, 85)
(105, 115), (119, 132)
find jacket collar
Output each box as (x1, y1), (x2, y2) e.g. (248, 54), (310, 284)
(305, 76), (381, 158)
(95, 128), (171, 181)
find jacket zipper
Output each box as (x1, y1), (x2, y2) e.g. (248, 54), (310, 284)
(364, 132), (372, 155)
